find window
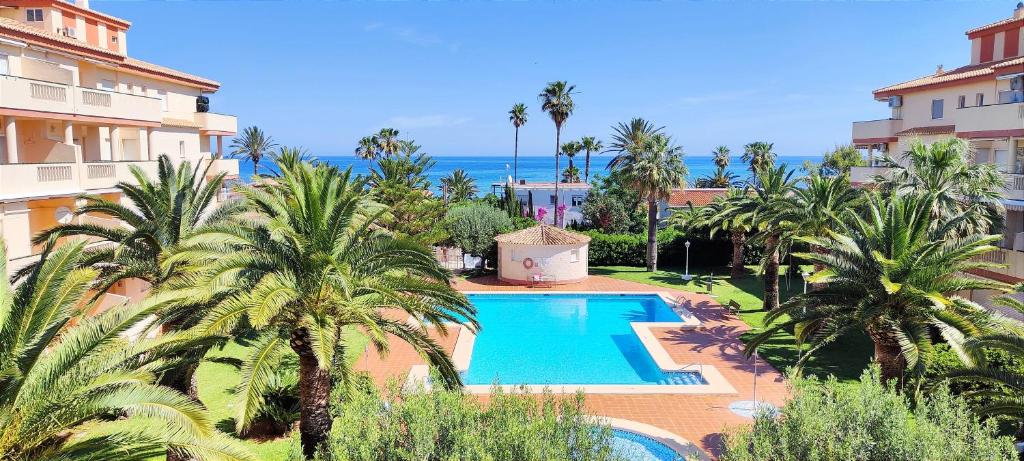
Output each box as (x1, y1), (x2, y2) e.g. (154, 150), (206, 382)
(957, 95), (966, 108)
(570, 249), (580, 263)
(0, 55), (9, 76)
(157, 90), (167, 111)
(549, 194), (556, 205)
(571, 195), (584, 207)
(178, 140), (185, 157)
(510, 249), (522, 262)
(931, 99), (944, 119)
(26, 9), (43, 22)
(976, 93), (985, 106)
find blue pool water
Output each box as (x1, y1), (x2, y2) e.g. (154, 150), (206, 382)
(463, 294), (705, 385)
(611, 429), (686, 461)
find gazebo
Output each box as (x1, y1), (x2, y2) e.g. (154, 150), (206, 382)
(494, 224), (591, 285)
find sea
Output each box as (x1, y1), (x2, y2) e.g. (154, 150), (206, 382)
(234, 154), (823, 192)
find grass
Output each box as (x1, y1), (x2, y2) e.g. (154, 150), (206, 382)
(189, 327), (370, 460)
(591, 264), (874, 382)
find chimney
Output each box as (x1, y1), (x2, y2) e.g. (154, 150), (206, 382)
(935, 64), (944, 75)
(1016, 2), (1024, 19)
(75, 0), (90, 9)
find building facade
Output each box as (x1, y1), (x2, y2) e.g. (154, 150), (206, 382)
(851, 3), (1024, 282)
(0, 0), (238, 303)
(492, 180), (591, 226)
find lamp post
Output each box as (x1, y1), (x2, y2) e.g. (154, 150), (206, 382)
(682, 240), (693, 281)
(801, 271), (810, 294)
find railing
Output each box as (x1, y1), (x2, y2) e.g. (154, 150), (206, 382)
(37, 164), (73, 182)
(0, 75), (161, 123)
(955, 102), (1024, 133)
(973, 247), (1024, 280)
(852, 118), (902, 141)
(29, 81), (66, 102)
(849, 166), (892, 183)
(86, 163), (115, 179)
(1004, 173), (1024, 200)
(81, 89), (111, 107)
(194, 112), (238, 133)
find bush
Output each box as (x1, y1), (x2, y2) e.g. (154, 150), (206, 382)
(313, 384), (631, 461)
(583, 229), (732, 268)
(721, 368), (1016, 461)
(444, 204), (513, 264)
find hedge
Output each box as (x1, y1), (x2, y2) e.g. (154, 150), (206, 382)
(582, 229), (732, 267)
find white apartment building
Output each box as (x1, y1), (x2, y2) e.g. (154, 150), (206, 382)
(492, 180), (591, 226)
(0, 0), (238, 304)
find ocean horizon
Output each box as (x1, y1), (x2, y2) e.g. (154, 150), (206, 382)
(235, 154), (824, 193)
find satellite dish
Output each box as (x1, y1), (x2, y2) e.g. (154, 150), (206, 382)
(55, 206), (73, 224)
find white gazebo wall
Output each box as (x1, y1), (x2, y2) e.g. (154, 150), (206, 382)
(497, 242), (588, 284)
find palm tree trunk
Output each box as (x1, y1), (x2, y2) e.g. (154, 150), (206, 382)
(514, 127), (519, 183)
(646, 198), (658, 272)
(868, 328), (906, 388)
(730, 230), (746, 279)
(554, 126), (561, 227)
(291, 327), (332, 459)
(763, 233), (780, 311)
(253, 158), (259, 176)
(584, 149), (591, 182)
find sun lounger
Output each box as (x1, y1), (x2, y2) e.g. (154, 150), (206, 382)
(530, 274), (555, 288)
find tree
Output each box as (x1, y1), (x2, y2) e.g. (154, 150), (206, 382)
(685, 188), (752, 279)
(0, 241), (251, 461)
(608, 130), (687, 272)
(879, 137), (1005, 238)
(440, 169), (478, 203)
(580, 136), (604, 182)
(369, 146), (446, 244)
(355, 135), (379, 164)
(943, 331), (1024, 439)
(561, 140), (583, 178)
(742, 141), (776, 173)
(748, 192), (1011, 386)
(538, 81), (577, 227)
(509, 103), (528, 182)
(581, 190), (631, 234)
(230, 126), (277, 176)
(175, 160), (478, 459)
(561, 164), (581, 183)
(809, 144), (866, 177)
(375, 128), (402, 157)
(712, 145), (731, 169)
(445, 203), (513, 267)
(775, 174), (862, 281)
(695, 168), (740, 188)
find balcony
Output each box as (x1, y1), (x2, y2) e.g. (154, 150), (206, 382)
(200, 157), (239, 178)
(973, 247), (1024, 281)
(0, 75), (162, 123)
(195, 112), (237, 134)
(1005, 173), (1024, 200)
(0, 160), (159, 199)
(955, 102), (1024, 134)
(849, 166), (892, 184)
(852, 119), (903, 143)
(79, 161), (159, 190)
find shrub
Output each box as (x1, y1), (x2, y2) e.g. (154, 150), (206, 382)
(583, 229), (732, 267)
(313, 384), (631, 461)
(444, 203), (513, 264)
(720, 368), (1016, 461)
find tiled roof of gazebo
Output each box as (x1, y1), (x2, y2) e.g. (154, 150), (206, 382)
(494, 224), (591, 246)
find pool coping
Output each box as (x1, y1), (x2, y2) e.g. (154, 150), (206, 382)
(409, 291), (737, 395)
(603, 417), (712, 461)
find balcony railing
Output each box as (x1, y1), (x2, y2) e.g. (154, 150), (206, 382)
(0, 75), (162, 123)
(852, 118), (903, 142)
(973, 247), (1024, 280)
(0, 160), (160, 199)
(849, 166), (892, 183)
(194, 112), (237, 133)
(955, 102), (1024, 133)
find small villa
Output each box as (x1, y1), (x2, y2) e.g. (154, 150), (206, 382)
(494, 224), (590, 285)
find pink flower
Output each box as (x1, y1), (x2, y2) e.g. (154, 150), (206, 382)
(535, 207), (548, 222)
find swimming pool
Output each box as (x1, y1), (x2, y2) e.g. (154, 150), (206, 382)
(610, 429), (686, 461)
(461, 293), (706, 386)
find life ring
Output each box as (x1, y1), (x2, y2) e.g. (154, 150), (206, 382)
(523, 258), (535, 269)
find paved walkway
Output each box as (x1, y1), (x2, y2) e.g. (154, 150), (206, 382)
(354, 274), (788, 459)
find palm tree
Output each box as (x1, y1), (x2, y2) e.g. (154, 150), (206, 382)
(440, 168), (478, 203)
(0, 241), (250, 461)
(748, 192), (1011, 386)
(742, 141), (776, 173)
(713, 145), (731, 169)
(943, 331), (1024, 438)
(174, 159), (478, 459)
(879, 137), (1005, 238)
(726, 165), (798, 310)
(580, 136), (604, 182)
(608, 132), (687, 271)
(688, 188), (753, 279)
(561, 140), (583, 179)
(509, 103), (528, 182)
(355, 135), (379, 164)
(562, 165), (582, 183)
(695, 168), (740, 188)
(375, 128), (402, 157)
(776, 174), (863, 281)
(230, 126), (277, 176)
(539, 81), (577, 227)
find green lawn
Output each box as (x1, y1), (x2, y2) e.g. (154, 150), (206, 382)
(591, 265), (873, 382)
(191, 328), (369, 459)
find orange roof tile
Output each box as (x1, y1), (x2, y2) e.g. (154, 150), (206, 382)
(161, 117), (202, 129)
(895, 125), (956, 137)
(965, 16), (1023, 36)
(494, 224), (591, 246)
(666, 188), (729, 208)
(874, 56), (1024, 95)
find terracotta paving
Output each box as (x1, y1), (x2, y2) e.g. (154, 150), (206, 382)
(354, 274), (789, 459)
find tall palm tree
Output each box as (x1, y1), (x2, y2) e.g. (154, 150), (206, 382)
(776, 174), (863, 281)
(375, 128), (402, 158)
(748, 193), (1011, 386)
(561, 140), (583, 179)
(0, 241), (250, 461)
(742, 141), (776, 173)
(539, 81), (577, 227)
(695, 168), (740, 188)
(580, 136), (604, 182)
(879, 137), (1005, 238)
(173, 159), (478, 459)
(726, 165), (798, 310)
(355, 135), (379, 164)
(230, 126), (277, 176)
(688, 188), (753, 279)
(440, 168), (478, 203)
(713, 145), (731, 169)
(609, 132), (687, 271)
(509, 103), (528, 182)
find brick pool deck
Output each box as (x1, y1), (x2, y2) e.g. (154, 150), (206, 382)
(353, 274), (788, 459)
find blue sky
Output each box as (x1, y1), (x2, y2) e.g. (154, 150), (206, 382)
(98, 1), (1012, 157)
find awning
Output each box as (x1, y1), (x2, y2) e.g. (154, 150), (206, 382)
(1004, 199), (1024, 211)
